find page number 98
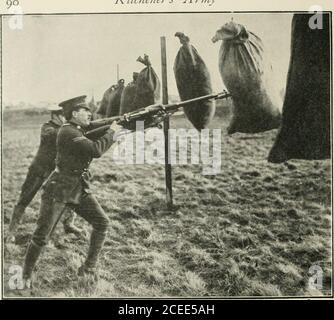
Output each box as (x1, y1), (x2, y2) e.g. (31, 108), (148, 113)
(7, 0), (20, 9)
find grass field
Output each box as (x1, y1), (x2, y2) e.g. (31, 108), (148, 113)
(2, 110), (332, 298)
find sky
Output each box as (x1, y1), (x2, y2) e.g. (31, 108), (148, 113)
(2, 13), (293, 105)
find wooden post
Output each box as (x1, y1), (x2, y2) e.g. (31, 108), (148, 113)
(160, 36), (173, 207)
(117, 64), (119, 82)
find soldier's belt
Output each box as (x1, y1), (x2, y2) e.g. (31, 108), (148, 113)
(55, 166), (89, 177)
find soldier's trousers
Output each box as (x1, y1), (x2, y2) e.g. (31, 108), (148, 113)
(12, 168), (75, 228)
(24, 191), (109, 278)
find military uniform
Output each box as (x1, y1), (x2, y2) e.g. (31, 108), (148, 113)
(7, 105), (82, 240)
(8, 114), (74, 231)
(23, 96), (118, 283)
(17, 120), (60, 207)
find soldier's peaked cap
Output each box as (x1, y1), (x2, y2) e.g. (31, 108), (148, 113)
(58, 95), (90, 112)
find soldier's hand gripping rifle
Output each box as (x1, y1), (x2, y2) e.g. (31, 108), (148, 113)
(85, 90), (231, 140)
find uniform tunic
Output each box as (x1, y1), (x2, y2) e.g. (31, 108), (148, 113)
(42, 121), (116, 204)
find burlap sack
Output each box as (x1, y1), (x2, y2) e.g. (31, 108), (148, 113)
(174, 32), (215, 130)
(212, 21), (281, 134)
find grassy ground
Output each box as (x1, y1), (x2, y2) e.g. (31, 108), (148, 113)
(2, 112), (332, 298)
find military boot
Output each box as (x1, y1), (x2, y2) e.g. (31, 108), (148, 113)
(78, 230), (106, 281)
(22, 241), (43, 288)
(62, 211), (84, 238)
(6, 204), (26, 243)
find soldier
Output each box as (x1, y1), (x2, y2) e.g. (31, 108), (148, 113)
(21, 95), (122, 288)
(6, 105), (82, 243)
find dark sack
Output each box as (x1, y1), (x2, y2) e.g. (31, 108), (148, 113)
(105, 79), (125, 117)
(119, 72), (139, 115)
(97, 85), (115, 118)
(174, 33), (215, 130)
(212, 21), (281, 134)
(268, 14), (330, 162)
(133, 55), (160, 109)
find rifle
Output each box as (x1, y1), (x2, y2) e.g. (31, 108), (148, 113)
(86, 90), (231, 139)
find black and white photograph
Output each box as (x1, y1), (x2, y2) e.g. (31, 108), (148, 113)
(0, 1), (333, 301)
